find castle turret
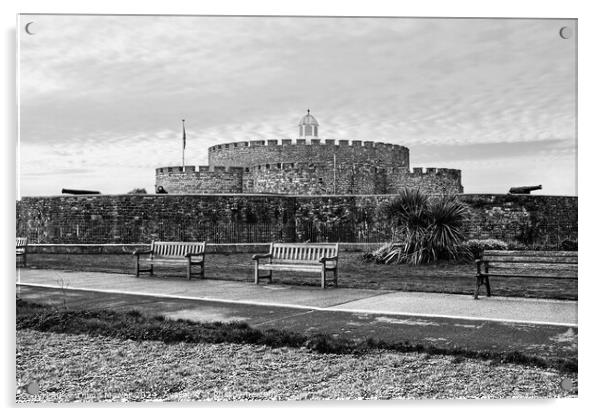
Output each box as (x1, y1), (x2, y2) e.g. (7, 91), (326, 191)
(299, 109), (319, 138)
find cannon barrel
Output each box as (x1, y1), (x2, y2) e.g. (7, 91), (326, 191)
(508, 185), (542, 194)
(61, 188), (101, 195)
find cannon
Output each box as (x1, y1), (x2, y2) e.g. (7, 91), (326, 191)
(61, 188), (101, 195)
(508, 185), (542, 195)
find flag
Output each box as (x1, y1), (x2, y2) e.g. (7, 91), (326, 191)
(182, 119), (186, 149)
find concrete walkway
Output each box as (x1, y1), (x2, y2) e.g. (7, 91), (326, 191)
(16, 268), (577, 327)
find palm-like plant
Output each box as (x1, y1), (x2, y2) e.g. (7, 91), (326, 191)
(368, 189), (470, 265)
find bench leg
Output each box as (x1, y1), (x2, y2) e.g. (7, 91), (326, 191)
(23, 253), (27, 268)
(474, 275), (481, 299)
(187, 258), (192, 281)
(321, 268), (326, 289)
(485, 276), (492, 297)
(200, 262), (205, 279)
(333, 268), (338, 288)
(150, 264), (154, 276)
(135, 257), (140, 277)
(254, 261), (259, 284)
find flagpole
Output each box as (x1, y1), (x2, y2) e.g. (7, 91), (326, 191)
(181, 119), (186, 168)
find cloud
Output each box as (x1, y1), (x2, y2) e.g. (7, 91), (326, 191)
(18, 16), (576, 196)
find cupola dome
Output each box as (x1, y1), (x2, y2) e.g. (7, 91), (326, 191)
(298, 109), (319, 138)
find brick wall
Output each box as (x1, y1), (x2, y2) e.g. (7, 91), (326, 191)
(17, 194), (577, 247)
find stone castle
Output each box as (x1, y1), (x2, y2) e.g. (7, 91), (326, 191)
(155, 111), (463, 195)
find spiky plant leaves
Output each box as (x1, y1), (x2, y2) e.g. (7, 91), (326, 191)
(370, 189), (470, 265)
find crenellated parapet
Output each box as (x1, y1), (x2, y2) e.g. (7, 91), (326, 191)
(155, 165), (244, 194)
(207, 139), (410, 170)
(409, 167), (462, 178)
(154, 161), (463, 195)
(207, 139), (407, 151)
(386, 166), (464, 194)
(156, 165), (245, 174)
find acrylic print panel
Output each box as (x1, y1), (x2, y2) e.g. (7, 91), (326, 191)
(16, 14), (577, 402)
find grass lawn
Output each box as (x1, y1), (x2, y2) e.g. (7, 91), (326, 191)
(25, 252), (577, 300)
(16, 301), (577, 402)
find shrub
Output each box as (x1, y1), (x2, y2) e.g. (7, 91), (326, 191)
(506, 241), (528, 251)
(367, 189), (470, 265)
(462, 239), (508, 260)
(127, 188), (147, 194)
(560, 239), (578, 251)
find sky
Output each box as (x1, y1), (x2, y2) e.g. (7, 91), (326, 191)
(17, 15), (577, 197)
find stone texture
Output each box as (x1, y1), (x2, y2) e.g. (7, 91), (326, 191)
(17, 194), (577, 246)
(157, 139), (462, 195)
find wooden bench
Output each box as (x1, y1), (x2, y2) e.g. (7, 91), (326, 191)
(133, 241), (206, 280)
(252, 243), (339, 289)
(474, 250), (578, 299)
(16, 237), (28, 267)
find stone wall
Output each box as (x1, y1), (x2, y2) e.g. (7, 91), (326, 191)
(16, 194), (295, 244)
(17, 194), (577, 247)
(155, 166), (244, 194)
(207, 139), (410, 170)
(156, 163), (462, 195)
(246, 161), (388, 195)
(155, 138), (464, 195)
(388, 168), (463, 195)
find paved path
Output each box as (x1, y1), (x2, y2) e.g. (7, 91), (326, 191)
(17, 268), (577, 326)
(17, 285), (578, 364)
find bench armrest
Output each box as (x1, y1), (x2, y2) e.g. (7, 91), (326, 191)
(184, 252), (205, 258)
(319, 255), (338, 263)
(252, 253), (273, 261)
(133, 249), (152, 256)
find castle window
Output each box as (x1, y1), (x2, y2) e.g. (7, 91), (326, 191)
(277, 163), (282, 169)
(318, 177), (323, 184)
(266, 164), (270, 169)
(304, 125), (313, 136)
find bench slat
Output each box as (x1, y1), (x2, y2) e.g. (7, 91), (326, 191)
(268, 244), (339, 263)
(486, 261), (577, 271)
(259, 264), (323, 272)
(484, 272), (577, 280)
(149, 241), (206, 258)
(483, 255), (577, 264)
(484, 250), (577, 257)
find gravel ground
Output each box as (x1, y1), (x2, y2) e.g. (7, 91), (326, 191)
(16, 329), (577, 402)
